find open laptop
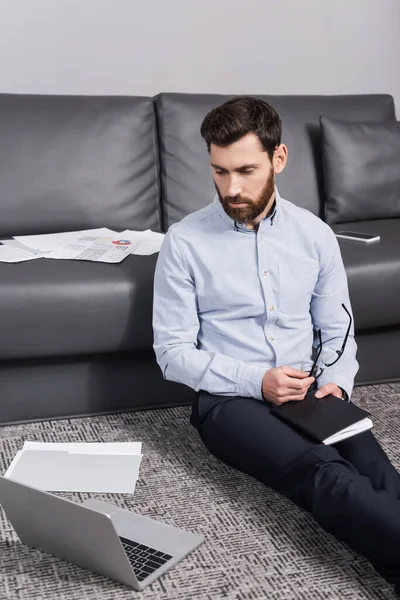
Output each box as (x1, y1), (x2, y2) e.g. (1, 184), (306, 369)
(0, 475), (204, 590)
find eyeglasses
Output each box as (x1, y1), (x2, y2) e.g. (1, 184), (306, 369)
(308, 303), (352, 379)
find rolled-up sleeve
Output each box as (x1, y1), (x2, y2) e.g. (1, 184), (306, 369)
(152, 230), (266, 398)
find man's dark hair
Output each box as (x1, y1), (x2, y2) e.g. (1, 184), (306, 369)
(200, 96), (282, 161)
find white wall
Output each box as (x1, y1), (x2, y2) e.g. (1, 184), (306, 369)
(0, 0), (399, 111)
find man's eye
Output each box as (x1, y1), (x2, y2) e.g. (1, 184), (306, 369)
(215, 171), (226, 175)
(240, 169), (254, 175)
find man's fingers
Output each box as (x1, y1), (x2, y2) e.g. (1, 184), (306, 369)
(282, 365), (311, 378)
(285, 376), (315, 391)
(278, 393), (307, 404)
(315, 383), (341, 398)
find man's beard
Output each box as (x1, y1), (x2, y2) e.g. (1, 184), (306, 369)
(216, 169), (275, 224)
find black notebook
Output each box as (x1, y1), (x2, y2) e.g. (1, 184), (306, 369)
(271, 393), (373, 445)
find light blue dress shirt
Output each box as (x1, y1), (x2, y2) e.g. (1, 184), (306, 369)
(153, 186), (359, 400)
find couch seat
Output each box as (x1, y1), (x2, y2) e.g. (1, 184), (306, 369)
(0, 253), (157, 360)
(332, 219), (400, 331)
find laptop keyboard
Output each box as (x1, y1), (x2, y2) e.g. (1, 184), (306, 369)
(119, 536), (173, 582)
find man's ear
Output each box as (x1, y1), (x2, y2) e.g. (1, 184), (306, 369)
(273, 143), (288, 174)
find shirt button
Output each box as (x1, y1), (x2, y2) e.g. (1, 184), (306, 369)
(269, 306), (274, 312)
(270, 336), (275, 341)
(263, 270), (268, 276)
(259, 234), (263, 239)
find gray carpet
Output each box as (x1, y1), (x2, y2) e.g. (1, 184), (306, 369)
(1, 384), (400, 600)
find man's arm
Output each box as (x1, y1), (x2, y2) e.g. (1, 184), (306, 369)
(310, 226), (359, 400)
(152, 230), (266, 398)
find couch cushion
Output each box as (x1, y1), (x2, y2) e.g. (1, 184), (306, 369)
(321, 117), (400, 224)
(0, 93), (161, 236)
(332, 219), (400, 331)
(155, 93), (396, 230)
(0, 254), (157, 360)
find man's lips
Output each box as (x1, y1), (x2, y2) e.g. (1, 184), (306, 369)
(228, 201), (248, 207)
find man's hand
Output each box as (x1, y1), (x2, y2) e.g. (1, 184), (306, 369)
(315, 383), (343, 399)
(262, 366), (315, 406)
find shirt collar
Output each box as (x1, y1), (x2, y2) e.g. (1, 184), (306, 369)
(213, 185), (281, 232)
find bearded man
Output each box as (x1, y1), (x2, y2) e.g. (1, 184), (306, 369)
(152, 96), (400, 595)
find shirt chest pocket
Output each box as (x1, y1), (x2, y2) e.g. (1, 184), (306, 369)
(278, 263), (318, 315)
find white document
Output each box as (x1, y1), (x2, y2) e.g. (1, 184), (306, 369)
(22, 441), (142, 454)
(14, 228), (118, 253)
(7, 228), (164, 261)
(1, 239), (42, 255)
(45, 235), (132, 263)
(4, 441), (142, 493)
(0, 244), (41, 263)
(120, 229), (165, 255)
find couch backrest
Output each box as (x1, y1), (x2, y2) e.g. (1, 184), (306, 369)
(0, 93), (161, 236)
(155, 93), (396, 231)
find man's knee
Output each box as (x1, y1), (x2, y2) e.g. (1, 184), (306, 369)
(292, 450), (374, 531)
(283, 446), (360, 516)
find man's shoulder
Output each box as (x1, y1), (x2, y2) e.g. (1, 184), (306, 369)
(280, 197), (334, 238)
(168, 201), (218, 238)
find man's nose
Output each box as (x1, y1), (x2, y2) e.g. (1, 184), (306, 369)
(226, 175), (243, 197)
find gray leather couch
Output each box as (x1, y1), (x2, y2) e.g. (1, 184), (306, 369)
(0, 92), (398, 424)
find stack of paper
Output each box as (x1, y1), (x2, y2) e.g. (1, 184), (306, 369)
(4, 441), (143, 493)
(0, 227), (165, 264)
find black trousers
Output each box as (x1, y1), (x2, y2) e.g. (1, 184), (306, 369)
(190, 391), (400, 594)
